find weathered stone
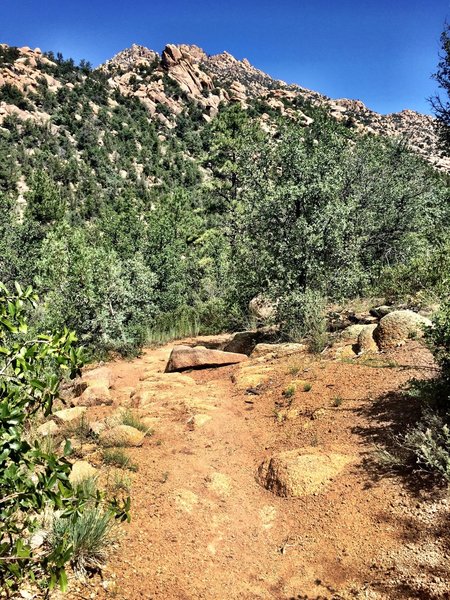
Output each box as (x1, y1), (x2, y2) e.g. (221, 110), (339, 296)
(206, 472), (232, 497)
(53, 406), (87, 423)
(99, 424), (145, 447)
(223, 327), (279, 355)
(357, 324), (378, 354)
(257, 448), (353, 497)
(374, 310), (432, 350)
(165, 345), (247, 372)
(36, 420), (59, 437)
(82, 366), (112, 388)
(69, 460), (97, 485)
(251, 342), (306, 359)
(89, 421), (107, 436)
(249, 295), (276, 322)
(76, 385), (112, 407)
(340, 324), (366, 343)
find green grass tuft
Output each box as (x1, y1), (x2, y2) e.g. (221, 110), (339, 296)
(102, 448), (138, 472)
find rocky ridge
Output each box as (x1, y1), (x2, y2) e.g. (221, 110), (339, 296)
(0, 42), (448, 170)
(102, 42), (449, 170)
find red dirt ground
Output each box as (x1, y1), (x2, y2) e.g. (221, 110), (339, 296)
(67, 340), (450, 600)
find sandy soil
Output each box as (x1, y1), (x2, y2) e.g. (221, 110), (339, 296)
(68, 341), (450, 600)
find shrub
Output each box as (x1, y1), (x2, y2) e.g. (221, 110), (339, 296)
(102, 448), (138, 472)
(120, 409), (152, 435)
(383, 409), (450, 482)
(49, 507), (116, 576)
(332, 396), (343, 407)
(426, 300), (450, 385)
(0, 83), (32, 110)
(0, 282), (83, 591)
(282, 384), (296, 399)
(277, 289), (328, 353)
(0, 282), (128, 592)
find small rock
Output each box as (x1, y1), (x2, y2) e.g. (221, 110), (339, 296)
(53, 406), (87, 423)
(340, 324), (366, 342)
(36, 420), (59, 437)
(370, 305), (393, 319)
(82, 366), (112, 388)
(89, 420), (106, 436)
(99, 425), (145, 447)
(357, 324), (378, 354)
(69, 460), (97, 485)
(257, 448), (353, 497)
(190, 414), (212, 428)
(77, 385), (112, 407)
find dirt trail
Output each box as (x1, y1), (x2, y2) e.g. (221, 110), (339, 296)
(80, 341), (450, 600)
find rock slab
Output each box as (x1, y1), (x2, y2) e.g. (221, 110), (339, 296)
(165, 345), (247, 372)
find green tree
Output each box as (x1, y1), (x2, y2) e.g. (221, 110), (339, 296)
(431, 23), (450, 151)
(0, 283), (82, 591)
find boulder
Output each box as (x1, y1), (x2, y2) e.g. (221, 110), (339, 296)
(339, 324), (366, 343)
(256, 448), (353, 497)
(53, 406), (87, 423)
(249, 295), (276, 322)
(251, 342), (306, 359)
(165, 345), (247, 372)
(76, 384), (112, 407)
(357, 324), (378, 354)
(99, 424), (145, 447)
(82, 366), (112, 388)
(374, 310), (432, 350)
(223, 327), (279, 355)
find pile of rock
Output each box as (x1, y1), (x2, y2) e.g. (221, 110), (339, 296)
(335, 308), (433, 356)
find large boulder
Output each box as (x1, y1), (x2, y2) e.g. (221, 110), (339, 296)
(374, 310), (432, 350)
(165, 345), (247, 372)
(99, 424), (145, 447)
(256, 448), (353, 497)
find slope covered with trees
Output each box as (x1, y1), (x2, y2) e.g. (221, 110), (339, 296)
(0, 43), (448, 356)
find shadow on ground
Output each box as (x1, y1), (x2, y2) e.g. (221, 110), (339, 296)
(351, 383), (450, 599)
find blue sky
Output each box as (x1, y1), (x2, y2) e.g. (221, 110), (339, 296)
(1, 0), (449, 114)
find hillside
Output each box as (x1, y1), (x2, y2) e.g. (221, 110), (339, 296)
(1, 36), (450, 600)
(1, 42), (449, 170)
